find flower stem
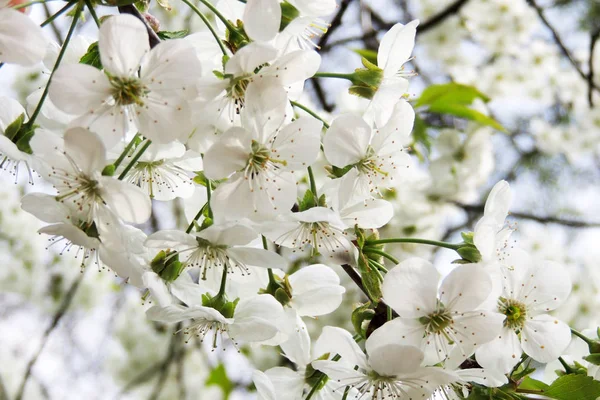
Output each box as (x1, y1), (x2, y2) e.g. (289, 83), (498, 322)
(387, 306), (393, 321)
(571, 328), (595, 346)
(363, 247), (399, 264)
(27, 1), (82, 128)
(185, 203), (207, 234)
(40, 1), (74, 27)
(84, 0), (101, 27)
(112, 134), (140, 170)
(118, 140), (152, 180)
(305, 354), (341, 400)
(205, 179), (214, 220)
(11, 0), (58, 9)
(314, 72), (355, 81)
(558, 356), (576, 374)
(196, 0), (236, 32)
(290, 101), (330, 129)
(217, 264), (228, 297)
(307, 166), (318, 197)
(365, 237), (461, 250)
(181, 0), (228, 55)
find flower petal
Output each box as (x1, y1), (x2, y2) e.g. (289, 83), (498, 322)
(475, 328), (522, 374)
(0, 9), (47, 66)
(49, 63), (112, 115)
(378, 20), (418, 75)
(271, 116), (322, 170)
(382, 257), (439, 318)
(439, 264), (492, 313)
(64, 127), (107, 175)
(324, 114), (371, 167)
(228, 246), (287, 269)
(99, 14), (149, 76)
(368, 344), (424, 376)
(99, 177), (151, 224)
(202, 127), (252, 179)
(521, 314), (571, 363)
(243, 0), (281, 42)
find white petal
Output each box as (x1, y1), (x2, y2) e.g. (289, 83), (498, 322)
(0, 96), (26, 131)
(145, 229), (197, 249)
(141, 40), (201, 100)
(291, 285), (345, 317)
(197, 221), (258, 246)
(484, 180), (511, 226)
(244, 0), (281, 42)
(39, 223), (99, 249)
(0, 9), (47, 65)
(145, 304), (189, 323)
(522, 261), (572, 313)
(382, 258), (439, 318)
(225, 42), (278, 76)
(324, 114), (370, 167)
(521, 314), (571, 363)
(202, 127), (252, 179)
(279, 312), (311, 366)
(368, 344), (424, 376)
(289, 264), (340, 293)
(339, 198), (394, 229)
(228, 247), (287, 269)
(370, 99), (414, 154)
(253, 370), (276, 400)
(455, 368), (507, 388)
(21, 193), (70, 223)
(271, 116), (322, 170)
(49, 64), (112, 115)
(142, 271), (172, 307)
(134, 95), (193, 143)
(264, 50), (321, 85)
(64, 127), (107, 175)
(99, 177), (151, 224)
(313, 326), (368, 369)
(242, 80), (288, 143)
(311, 360), (366, 382)
(99, 14), (149, 76)
(230, 295), (283, 342)
(378, 20), (418, 75)
(476, 328), (522, 374)
(366, 317), (425, 353)
(264, 367), (304, 399)
(439, 264), (492, 313)
(365, 81), (409, 128)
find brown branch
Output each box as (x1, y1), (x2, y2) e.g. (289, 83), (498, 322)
(318, 0), (352, 49)
(588, 28), (600, 107)
(118, 5), (161, 48)
(457, 203), (600, 228)
(417, 0), (470, 34)
(14, 271), (86, 400)
(527, 0), (600, 95)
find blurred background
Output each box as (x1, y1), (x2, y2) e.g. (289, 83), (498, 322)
(1, 0), (600, 398)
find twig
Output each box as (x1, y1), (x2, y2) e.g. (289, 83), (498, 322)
(42, 1), (63, 45)
(456, 203), (600, 228)
(14, 271), (86, 400)
(588, 28), (600, 107)
(417, 0), (469, 33)
(526, 0), (600, 94)
(318, 0), (352, 49)
(147, 324), (182, 400)
(118, 4), (161, 48)
(340, 263), (367, 296)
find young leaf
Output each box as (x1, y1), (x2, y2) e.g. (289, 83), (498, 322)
(543, 374), (600, 400)
(415, 82), (490, 108)
(157, 30), (189, 40)
(79, 42), (103, 70)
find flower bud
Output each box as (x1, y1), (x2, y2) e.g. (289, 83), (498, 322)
(150, 249), (185, 282)
(352, 302), (375, 339)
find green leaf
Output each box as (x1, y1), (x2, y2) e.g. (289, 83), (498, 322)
(79, 42), (102, 70)
(157, 29), (189, 40)
(428, 103), (506, 132)
(411, 114), (431, 154)
(518, 376), (549, 391)
(350, 49), (378, 66)
(4, 113), (25, 141)
(415, 82), (490, 108)
(298, 189), (317, 211)
(543, 374), (600, 400)
(584, 353), (600, 366)
(205, 364), (234, 399)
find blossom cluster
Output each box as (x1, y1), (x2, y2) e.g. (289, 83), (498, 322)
(1, 0), (599, 399)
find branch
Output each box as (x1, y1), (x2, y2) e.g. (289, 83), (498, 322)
(526, 0), (600, 93)
(318, 0), (352, 49)
(588, 28), (600, 107)
(417, 0), (470, 34)
(14, 271), (86, 400)
(148, 324), (182, 400)
(118, 5), (161, 48)
(457, 203), (600, 228)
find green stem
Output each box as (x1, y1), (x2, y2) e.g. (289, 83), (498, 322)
(307, 166), (318, 197)
(180, 0), (227, 55)
(185, 203), (207, 234)
(367, 258), (388, 274)
(85, 0), (101, 27)
(290, 101), (330, 129)
(314, 72), (355, 81)
(365, 238), (460, 251)
(112, 134), (140, 170)
(40, 1), (74, 27)
(205, 179), (214, 220)
(363, 247), (399, 264)
(387, 306), (393, 321)
(27, 2), (82, 127)
(571, 328), (595, 346)
(118, 140), (152, 180)
(305, 354), (341, 400)
(196, 0), (236, 32)
(558, 356), (575, 374)
(217, 264), (228, 297)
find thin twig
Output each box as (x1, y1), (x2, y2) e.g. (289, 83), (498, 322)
(14, 271), (86, 400)
(147, 325), (181, 400)
(318, 0), (352, 49)
(118, 4), (161, 48)
(418, 0), (469, 33)
(588, 28), (600, 107)
(456, 203), (600, 228)
(42, 1), (63, 44)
